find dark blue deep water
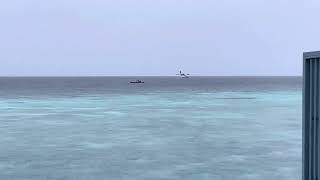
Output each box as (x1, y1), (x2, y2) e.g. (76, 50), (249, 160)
(0, 77), (302, 180)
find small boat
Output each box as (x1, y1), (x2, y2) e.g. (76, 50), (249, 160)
(130, 80), (144, 84)
(176, 70), (190, 78)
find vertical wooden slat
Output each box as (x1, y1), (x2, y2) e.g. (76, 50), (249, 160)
(314, 59), (318, 180)
(315, 58), (320, 180)
(314, 58), (320, 180)
(313, 59), (315, 179)
(312, 59), (316, 180)
(304, 57), (310, 180)
(308, 59), (313, 180)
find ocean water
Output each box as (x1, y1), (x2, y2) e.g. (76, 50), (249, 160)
(0, 77), (302, 180)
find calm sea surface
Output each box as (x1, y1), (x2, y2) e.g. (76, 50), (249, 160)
(0, 77), (302, 180)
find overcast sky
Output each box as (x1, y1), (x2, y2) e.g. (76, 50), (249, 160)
(0, 0), (319, 76)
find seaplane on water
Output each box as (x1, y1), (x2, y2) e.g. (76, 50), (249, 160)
(176, 71), (190, 78)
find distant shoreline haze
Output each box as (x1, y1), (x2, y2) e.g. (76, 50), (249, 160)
(0, 75), (303, 78)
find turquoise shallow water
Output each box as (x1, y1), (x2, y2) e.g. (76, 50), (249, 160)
(0, 77), (301, 179)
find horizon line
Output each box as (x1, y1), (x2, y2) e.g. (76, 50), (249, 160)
(0, 75), (302, 78)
